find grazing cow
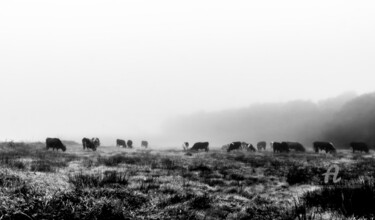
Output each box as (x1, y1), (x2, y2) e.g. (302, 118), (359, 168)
(92, 137), (100, 148)
(245, 143), (256, 152)
(182, 142), (189, 151)
(141, 140), (148, 148)
(285, 142), (305, 152)
(46, 138), (66, 152)
(190, 142), (209, 152)
(350, 142), (369, 153)
(127, 140), (133, 148)
(313, 142), (336, 153)
(257, 141), (267, 151)
(116, 139), (126, 148)
(82, 138), (97, 151)
(272, 142), (289, 153)
(227, 141), (243, 152)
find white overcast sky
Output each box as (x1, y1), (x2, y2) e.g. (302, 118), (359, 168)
(0, 1), (374, 141)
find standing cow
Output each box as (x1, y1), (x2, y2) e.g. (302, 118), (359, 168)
(227, 142), (243, 152)
(190, 142), (209, 152)
(350, 142), (369, 153)
(82, 138), (97, 151)
(141, 140), (148, 148)
(116, 139), (126, 148)
(245, 143), (256, 152)
(313, 142), (336, 153)
(92, 138), (100, 148)
(257, 141), (266, 151)
(285, 142), (305, 152)
(46, 138), (66, 152)
(272, 142), (289, 153)
(127, 140), (133, 149)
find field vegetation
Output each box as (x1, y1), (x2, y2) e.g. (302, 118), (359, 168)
(0, 142), (375, 219)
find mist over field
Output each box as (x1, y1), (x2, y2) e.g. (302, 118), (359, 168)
(161, 91), (375, 149)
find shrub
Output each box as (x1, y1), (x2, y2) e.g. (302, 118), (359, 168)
(30, 160), (56, 172)
(69, 171), (129, 188)
(189, 163), (212, 173)
(18, 188), (149, 219)
(139, 177), (160, 193)
(238, 204), (294, 220)
(161, 158), (178, 170)
(0, 172), (23, 188)
(97, 154), (146, 166)
(97, 155), (128, 166)
(0, 156), (26, 170)
(302, 178), (375, 218)
(190, 193), (212, 210)
(158, 193), (194, 208)
(286, 164), (325, 185)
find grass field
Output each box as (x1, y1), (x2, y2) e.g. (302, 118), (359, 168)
(1, 142), (375, 219)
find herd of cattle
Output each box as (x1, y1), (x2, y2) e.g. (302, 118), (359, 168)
(45, 137), (371, 154)
(182, 141), (371, 154)
(45, 137), (149, 152)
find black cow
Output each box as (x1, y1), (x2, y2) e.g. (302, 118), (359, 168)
(141, 140), (148, 148)
(285, 142), (305, 152)
(46, 138), (66, 152)
(82, 138), (97, 151)
(273, 142), (289, 153)
(116, 139), (126, 147)
(127, 140), (133, 148)
(227, 141), (243, 152)
(313, 142), (336, 153)
(257, 141), (266, 151)
(92, 138), (100, 148)
(190, 142), (209, 152)
(350, 142), (369, 153)
(182, 142), (189, 151)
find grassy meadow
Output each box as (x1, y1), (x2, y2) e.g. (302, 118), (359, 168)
(1, 142), (375, 219)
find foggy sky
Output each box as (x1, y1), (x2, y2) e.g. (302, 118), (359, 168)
(1, 1), (375, 143)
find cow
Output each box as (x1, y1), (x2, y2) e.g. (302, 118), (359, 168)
(350, 142), (369, 153)
(46, 138), (66, 152)
(92, 137), (100, 148)
(182, 142), (189, 151)
(313, 142), (336, 153)
(116, 139), (126, 148)
(227, 141), (243, 152)
(127, 140), (133, 148)
(257, 141), (266, 151)
(190, 142), (209, 152)
(272, 142), (289, 153)
(285, 142), (305, 152)
(245, 143), (256, 152)
(141, 140), (148, 148)
(82, 138), (97, 151)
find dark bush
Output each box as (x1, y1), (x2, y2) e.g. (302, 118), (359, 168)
(238, 204), (293, 220)
(158, 193), (194, 208)
(69, 171), (129, 188)
(97, 154), (147, 166)
(161, 158), (178, 170)
(190, 193), (212, 210)
(189, 163), (212, 173)
(286, 164), (325, 185)
(30, 160), (56, 172)
(302, 179), (375, 218)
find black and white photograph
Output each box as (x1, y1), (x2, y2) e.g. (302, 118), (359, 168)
(1, 1), (375, 219)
